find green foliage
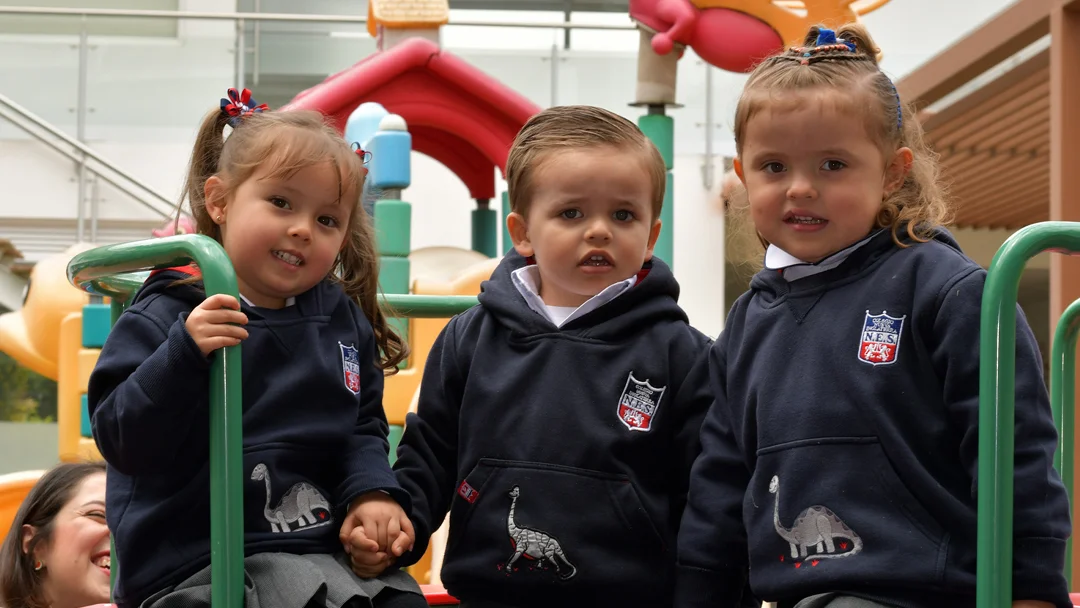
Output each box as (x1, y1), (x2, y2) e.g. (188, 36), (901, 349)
(0, 351), (57, 422)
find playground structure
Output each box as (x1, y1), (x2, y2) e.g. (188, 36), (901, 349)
(0, 0), (925, 600)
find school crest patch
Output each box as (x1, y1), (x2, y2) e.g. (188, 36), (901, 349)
(617, 372), (665, 432)
(858, 310), (906, 366)
(339, 342), (360, 394)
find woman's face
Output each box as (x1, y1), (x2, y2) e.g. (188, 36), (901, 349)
(33, 472), (111, 608)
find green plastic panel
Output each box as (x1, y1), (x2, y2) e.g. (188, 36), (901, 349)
(80, 394), (91, 438)
(379, 257), (410, 295)
(472, 207), (498, 258)
(387, 424), (403, 466)
(374, 199), (412, 258)
(81, 303), (112, 348)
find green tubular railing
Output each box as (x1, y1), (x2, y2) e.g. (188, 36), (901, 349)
(1051, 299), (1080, 586)
(383, 294), (478, 317)
(979, 221), (1080, 608)
(66, 234), (479, 608)
(68, 235), (246, 608)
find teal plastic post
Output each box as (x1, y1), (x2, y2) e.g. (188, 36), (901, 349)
(80, 394), (91, 437)
(501, 191), (513, 256)
(387, 425), (404, 466)
(1051, 298), (1080, 584)
(978, 221), (1080, 608)
(472, 200), (498, 258)
(81, 303), (111, 347)
(67, 235), (244, 608)
(369, 115), (413, 355)
(638, 111), (673, 269)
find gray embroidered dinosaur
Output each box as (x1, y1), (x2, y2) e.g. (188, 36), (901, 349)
(504, 486), (577, 579)
(251, 463), (331, 533)
(770, 475), (862, 560)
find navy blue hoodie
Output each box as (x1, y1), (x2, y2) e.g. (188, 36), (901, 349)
(87, 268), (408, 607)
(393, 251), (715, 608)
(676, 229), (1072, 608)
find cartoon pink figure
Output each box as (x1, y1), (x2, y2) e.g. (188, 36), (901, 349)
(151, 215), (196, 238)
(629, 0), (783, 73)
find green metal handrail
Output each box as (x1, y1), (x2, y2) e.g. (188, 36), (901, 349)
(66, 235), (480, 608)
(384, 294), (477, 317)
(1051, 299), (1080, 585)
(67, 235), (245, 608)
(85, 271), (479, 320)
(978, 221), (1080, 608)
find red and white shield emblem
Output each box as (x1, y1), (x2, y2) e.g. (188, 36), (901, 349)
(858, 310), (906, 366)
(339, 342), (361, 394)
(617, 372), (666, 432)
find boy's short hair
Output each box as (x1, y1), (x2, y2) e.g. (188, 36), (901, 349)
(506, 105), (666, 220)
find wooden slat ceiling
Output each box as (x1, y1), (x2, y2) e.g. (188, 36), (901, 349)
(920, 48), (1050, 229)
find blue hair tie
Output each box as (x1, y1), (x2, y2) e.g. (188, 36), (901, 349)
(792, 28), (858, 64)
(815, 29), (837, 45)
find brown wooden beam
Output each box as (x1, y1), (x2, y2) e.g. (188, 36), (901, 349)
(897, 0), (1052, 109)
(1046, 3), (1080, 584)
(921, 50), (1049, 135)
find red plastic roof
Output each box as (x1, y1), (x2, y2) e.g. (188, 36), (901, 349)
(284, 38), (541, 199)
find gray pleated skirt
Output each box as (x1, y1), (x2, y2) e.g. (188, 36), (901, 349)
(140, 551), (422, 608)
(792, 594), (894, 608)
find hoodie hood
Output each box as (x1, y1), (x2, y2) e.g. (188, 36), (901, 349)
(477, 250), (686, 339)
(132, 267), (204, 307)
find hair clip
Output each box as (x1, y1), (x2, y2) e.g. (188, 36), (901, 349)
(351, 142), (372, 164)
(787, 28), (858, 65)
(220, 88), (269, 128)
(886, 77), (903, 131)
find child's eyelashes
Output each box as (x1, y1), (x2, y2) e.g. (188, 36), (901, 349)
(266, 196), (339, 228)
(756, 160), (846, 173)
(557, 209), (636, 221)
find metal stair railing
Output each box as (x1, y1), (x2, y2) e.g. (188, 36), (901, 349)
(0, 90), (174, 222)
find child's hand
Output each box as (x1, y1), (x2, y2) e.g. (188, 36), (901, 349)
(185, 294), (248, 356)
(342, 525), (391, 578)
(338, 492), (415, 577)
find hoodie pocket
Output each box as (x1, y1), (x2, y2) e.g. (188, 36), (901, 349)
(243, 444), (337, 540)
(441, 458), (667, 594)
(747, 437), (947, 596)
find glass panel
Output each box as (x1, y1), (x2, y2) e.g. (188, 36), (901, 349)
(0, 0), (179, 37)
(84, 15), (233, 228)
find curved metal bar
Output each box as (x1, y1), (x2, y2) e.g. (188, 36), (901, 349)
(978, 221), (1080, 608)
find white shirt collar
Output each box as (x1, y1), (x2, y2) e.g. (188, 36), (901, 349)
(510, 265), (638, 328)
(764, 231), (880, 282)
(239, 293), (296, 308)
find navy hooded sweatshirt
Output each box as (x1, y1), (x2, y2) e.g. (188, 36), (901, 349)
(393, 251), (715, 608)
(87, 268), (408, 607)
(675, 229), (1072, 608)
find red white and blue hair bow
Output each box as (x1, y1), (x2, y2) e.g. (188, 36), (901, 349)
(220, 87), (268, 127)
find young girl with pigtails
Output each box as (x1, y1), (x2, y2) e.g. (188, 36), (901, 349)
(677, 25), (1072, 608)
(88, 88), (428, 608)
